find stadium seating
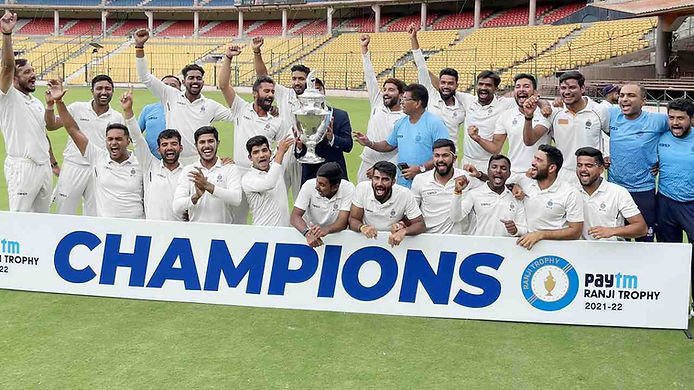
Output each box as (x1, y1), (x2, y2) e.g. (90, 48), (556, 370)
(341, 16), (394, 33)
(482, 4), (554, 28)
(200, 21), (239, 37)
(387, 24), (579, 88)
(502, 18), (656, 88)
(64, 20), (113, 36)
(247, 20), (301, 36)
(110, 20), (165, 36)
(17, 19), (58, 35)
(157, 21), (199, 37)
(385, 14), (438, 32)
(542, 3), (586, 24)
(107, 0), (143, 5)
(140, 0), (194, 6)
(15, 0), (101, 4)
(297, 30), (458, 90)
(293, 19), (328, 36)
(204, 0), (237, 6)
(432, 10), (493, 30)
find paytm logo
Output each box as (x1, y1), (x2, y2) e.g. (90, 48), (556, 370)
(54, 231), (506, 308)
(1, 238), (20, 254)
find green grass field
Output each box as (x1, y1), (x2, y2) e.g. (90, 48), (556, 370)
(1, 87), (692, 389)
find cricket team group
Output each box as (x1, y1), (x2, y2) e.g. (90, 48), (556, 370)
(1, 12), (693, 296)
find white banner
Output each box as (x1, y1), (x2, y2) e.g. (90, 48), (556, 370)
(0, 211), (690, 329)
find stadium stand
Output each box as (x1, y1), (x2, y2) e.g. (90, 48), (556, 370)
(432, 10), (493, 30)
(17, 18), (59, 35)
(140, 0), (195, 6)
(157, 21), (201, 37)
(15, 0), (101, 4)
(63, 19), (113, 36)
(204, 0), (237, 6)
(482, 4), (554, 28)
(542, 3), (586, 24)
(111, 20), (165, 36)
(341, 16), (395, 33)
(247, 20), (301, 36)
(296, 30), (458, 90)
(106, 0), (143, 5)
(386, 14), (438, 32)
(200, 21), (239, 37)
(503, 17), (656, 87)
(293, 19), (328, 35)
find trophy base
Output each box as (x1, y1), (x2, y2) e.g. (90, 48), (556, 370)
(298, 155), (325, 164)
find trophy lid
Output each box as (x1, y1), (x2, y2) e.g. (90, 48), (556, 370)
(298, 70), (325, 103)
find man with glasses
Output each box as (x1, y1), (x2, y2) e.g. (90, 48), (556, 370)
(354, 84), (449, 188)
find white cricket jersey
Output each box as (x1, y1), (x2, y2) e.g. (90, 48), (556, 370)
(461, 94), (516, 165)
(242, 162), (290, 226)
(137, 57), (233, 161)
(451, 183), (527, 237)
(579, 179), (640, 241)
(411, 168), (482, 234)
(83, 143), (144, 219)
(294, 179), (355, 227)
(361, 52), (405, 165)
(549, 97), (610, 179)
(172, 159), (243, 224)
(494, 106), (551, 174)
(228, 94), (288, 169)
(126, 117), (183, 221)
(412, 49), (466, 142)
(62, 101), (124, 166)
(352, 181), (422, 231)
(0, 86), (49, 163)
(518, 177), (584, 232)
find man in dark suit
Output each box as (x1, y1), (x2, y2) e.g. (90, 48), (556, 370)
(295, 78), (353, 185)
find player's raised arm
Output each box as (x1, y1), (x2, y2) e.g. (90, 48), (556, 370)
(252, 36), (269, 77)
(0, 11), (18, 94)
(50, 80), (88, 156)
(217, 42), (242, 107)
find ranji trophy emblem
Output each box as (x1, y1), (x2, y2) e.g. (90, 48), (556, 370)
(293, 71), (332, 164)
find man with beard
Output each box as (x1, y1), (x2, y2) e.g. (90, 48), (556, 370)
(294, 77), (353, 184)
(409, 24), (466, 144)
(451, 154), (527, 237)
(134, 29), (232, 164)
(656, 99), (694, 298)
(252, 36), (303, 199)
(358, 34), (407, 182)
(605, 84), (669, 242)
(599, 84), (620, 109)
(411, 138), (483, 234)
(575, 147), (646, 241)
(349, 161), (425, 247)
(291, 162), (355, 247)
(242, 135), (295, 226)
(469, 73), (551, 182)
(0, 11), (55, 212)
(46, 74), (124, 216)
(48, 81), (144, 219)
(121, 88), (185, 221)
(173, 126), (243, 223)
(354, 84), (449, 188)
(218, 43), (289, 224)
(139, 75), (181, 158)
(515, 145), (583, 250)
(522, 71), (609, 187)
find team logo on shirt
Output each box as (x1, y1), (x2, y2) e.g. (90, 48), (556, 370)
(512, 118), (518, 126)
(546, 199), (554, 209)
(389, 209), (396, 218)
(217, 174), (223, 182)
(200, 105), (206, 113)
(599, 202), (606, 211)
(130, 168), (136, 176)
(509, 203), (515, 211)
(521, 255), (579, 312)
(585, 120), (592, 128)
(332, 203), (339, 212)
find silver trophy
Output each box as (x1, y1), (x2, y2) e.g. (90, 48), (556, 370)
(294, 71), (332, 164)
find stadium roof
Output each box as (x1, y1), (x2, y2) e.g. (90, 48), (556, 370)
(590, 0), (694, 16)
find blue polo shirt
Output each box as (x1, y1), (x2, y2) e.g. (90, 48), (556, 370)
(386, 111), (450, 188)
(138, 103), (167, 159)
(657, 128), (694, 202)
(608, 108), (669, 192)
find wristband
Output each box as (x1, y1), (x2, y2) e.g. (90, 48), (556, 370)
(253, 50), (261, 55)
(302, 227), (310, 237)
(2, 32), (11, 36)
(359, 224), (367, 233)
(134, 46), (144, 49)
(524, 116), (533, 121)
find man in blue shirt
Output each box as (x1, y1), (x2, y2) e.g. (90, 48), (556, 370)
(138, 75), (181, 158)
(354, 83), (450, 188)
(657, 99), (694, 300)
(608, 83), (669, 241)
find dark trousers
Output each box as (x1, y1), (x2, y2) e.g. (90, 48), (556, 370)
(630, 189), (657, 242)
(657, 193), (694, 298)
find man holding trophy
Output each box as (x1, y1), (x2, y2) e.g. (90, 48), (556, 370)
(294, 77), (353, 184)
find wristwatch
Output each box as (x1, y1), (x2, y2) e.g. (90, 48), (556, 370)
(419, 165), (426, 173)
